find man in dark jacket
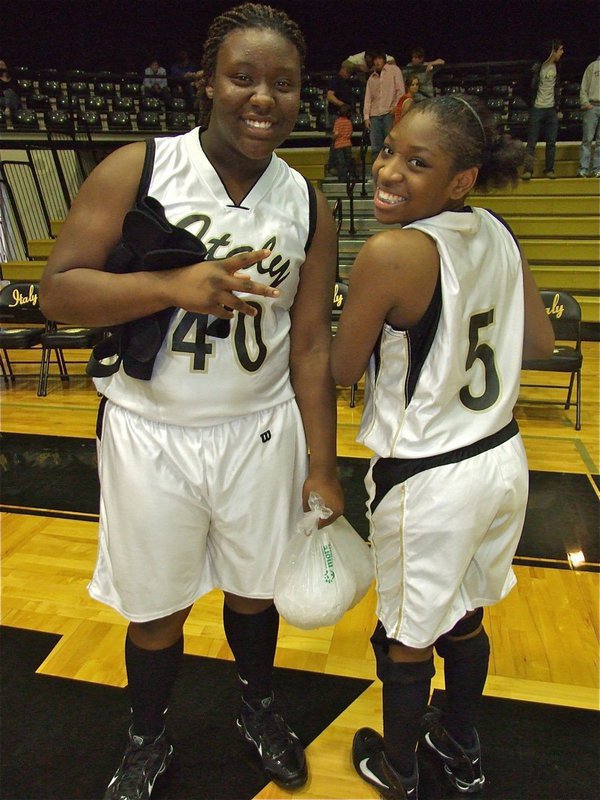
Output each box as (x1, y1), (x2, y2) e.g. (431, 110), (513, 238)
(523, 39), (564, 180)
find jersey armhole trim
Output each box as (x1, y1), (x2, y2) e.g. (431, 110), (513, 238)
(136, 139), (156, 201)
(485, 207), (519, 248)
(304, 177), (317, 253)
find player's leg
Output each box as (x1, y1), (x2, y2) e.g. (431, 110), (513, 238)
(353, 623), (433, 799)
(103, 610), (191, 800)
(423, 435), (527, 794)
(94, 401), (213, 799)
(423, 609), (488, 794)
(205, 399), (308, 788)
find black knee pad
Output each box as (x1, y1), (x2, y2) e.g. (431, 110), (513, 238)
(448, 608), (484, 639)
(370, 621), (435, 684)
(435, 613), (490, 661)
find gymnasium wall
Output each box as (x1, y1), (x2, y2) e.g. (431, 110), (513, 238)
(4, 0), (599, 75)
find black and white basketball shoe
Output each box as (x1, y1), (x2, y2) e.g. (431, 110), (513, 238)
(352, 727), (419, 799)
(237, 693), (308, 789)
(103, 726), (173, 800)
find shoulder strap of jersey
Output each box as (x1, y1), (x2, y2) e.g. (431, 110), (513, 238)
(136, 138), (156, 201)
(485, 207), (519, 248)
(303, 176), (317, 253)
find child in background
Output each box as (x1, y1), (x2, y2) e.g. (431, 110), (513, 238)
(331, 95), (553, 799)
(332, 102), (355, 181)
(394, 75), (420, 125)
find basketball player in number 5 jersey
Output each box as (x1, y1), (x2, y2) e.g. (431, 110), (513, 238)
(332, 95), (554, 800)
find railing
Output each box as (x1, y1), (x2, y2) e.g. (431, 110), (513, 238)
(346, 178), (357, 236)
(331, 198), (343, 281)
(0, 157), (54, 262)
(359, 129), (370, 198)
(0, 175), (30, 261)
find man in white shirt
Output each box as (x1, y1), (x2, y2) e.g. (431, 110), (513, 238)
(578, 55), (600, 177)
(363, 51), (405, 163)
(345, 50), (396, 74)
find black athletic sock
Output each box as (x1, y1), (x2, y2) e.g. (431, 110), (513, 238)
(383, 666), (431, 778)
(125, 633), (183, 738)
(223, 602), (279, 704)
(440, 627), (490, 748)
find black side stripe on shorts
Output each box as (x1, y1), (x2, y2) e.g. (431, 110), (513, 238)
(96, 395), (108, 441)
(370, 417), (519, 514)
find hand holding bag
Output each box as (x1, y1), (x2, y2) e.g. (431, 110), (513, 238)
(274, 493), (374, 630)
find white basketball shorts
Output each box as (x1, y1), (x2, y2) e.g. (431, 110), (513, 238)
(88, 398), (308, 622)
(365, 428), (528, 648)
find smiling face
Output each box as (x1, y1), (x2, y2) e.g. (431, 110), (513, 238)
(372, 110), (477, 226)
(203, 27), (302, 168)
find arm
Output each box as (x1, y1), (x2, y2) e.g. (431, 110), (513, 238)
(331, 230), (439, 386)
(40, 142), (279, 325)
(521, 254), (555, 359)
(392, 67), (405, 109)
(401, 97), (414, 117)
(580, 64), (592, 108)
(363, 80), (372, 127)
(289, 188), (344, 524)
(326, 89), (344, 107)
(425, 58), (445, 70)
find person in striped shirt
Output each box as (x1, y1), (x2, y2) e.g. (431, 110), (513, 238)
(332, 103), (355, 181)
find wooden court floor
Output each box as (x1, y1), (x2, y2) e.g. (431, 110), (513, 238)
(1, 344), (598, 800)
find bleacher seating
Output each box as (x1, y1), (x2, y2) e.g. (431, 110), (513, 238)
(3, 57), (588, 141)
(2, 59), (595, 334)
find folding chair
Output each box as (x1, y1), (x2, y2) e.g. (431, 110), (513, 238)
(521, 290), (583, 430)
(37, 322), (104, 397)
(0, 281), (44, 385)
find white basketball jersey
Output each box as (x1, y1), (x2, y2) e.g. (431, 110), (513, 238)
(358, 208), (525, 458)
(95, 128), (314, 426)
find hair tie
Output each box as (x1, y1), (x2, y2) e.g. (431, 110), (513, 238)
(452, 95), (487, 147)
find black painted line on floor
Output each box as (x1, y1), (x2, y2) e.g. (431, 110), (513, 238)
(0, 505), (99, 523)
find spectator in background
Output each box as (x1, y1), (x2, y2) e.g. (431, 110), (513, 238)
(0, 60), (22, 119)
(363, 50), (404, 163)
(345, 49), (396, 76)
(393, 75), (420, 124)
(326, 61), (356, 174)
(402, 47), (445, 101)
(327, 61), (355, 119)
(170, 49), (198, 110)
(577, 54), (600, 177)
(331, 103), (355, 182)
(143, 58), (172, 107)
(522, 38), (564, 180)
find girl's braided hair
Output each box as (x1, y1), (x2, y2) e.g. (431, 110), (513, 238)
(412, 94), (524, 191)
(198, 3), (306, 127)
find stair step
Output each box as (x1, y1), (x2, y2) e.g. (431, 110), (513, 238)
(532, 265), (599, 292)
(338, 215), (599, 238)
(337, 237), (599, 263)
(2, 261), (47, 280)
(330, 195), (600, 216)
(326, 177), (600, 196)
(27, 238), (55, 259)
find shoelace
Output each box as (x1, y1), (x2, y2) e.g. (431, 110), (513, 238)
(114, 739), (164, 795)
(250, 707), (294, 758)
